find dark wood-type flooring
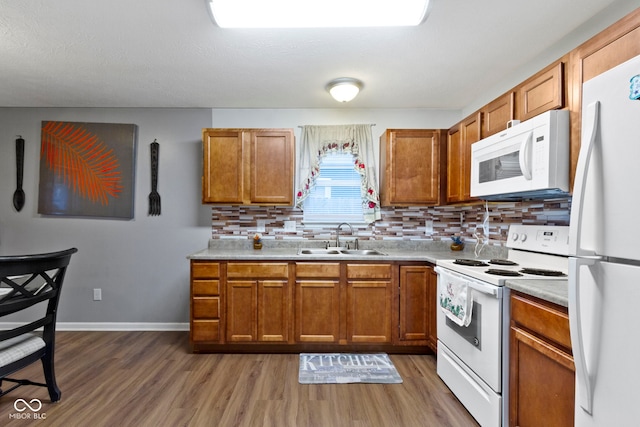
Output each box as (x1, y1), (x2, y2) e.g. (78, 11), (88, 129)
(0, 331), (479, 426)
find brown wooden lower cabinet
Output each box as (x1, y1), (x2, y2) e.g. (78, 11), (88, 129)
(226, 279), (289, 342)
(398, 265), (437, 351)
(190, 260), (437, 353)
(509, 291), (575, 427)
(346, 264), (393, 344)
(295, 279), (340, 343)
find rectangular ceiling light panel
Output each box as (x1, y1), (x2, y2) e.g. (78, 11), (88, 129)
(208, 0), (431, 28)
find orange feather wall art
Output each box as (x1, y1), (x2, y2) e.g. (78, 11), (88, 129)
(38, 121), (137, 219)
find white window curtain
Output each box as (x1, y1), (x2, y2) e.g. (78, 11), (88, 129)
(295, 124), (381, 223)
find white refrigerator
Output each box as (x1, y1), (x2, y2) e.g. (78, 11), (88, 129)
(569, 53), (640, 426)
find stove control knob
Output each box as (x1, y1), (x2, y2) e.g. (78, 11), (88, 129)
(520, 234), (528, 242)
(473, 337), (480, 346)
(511, 233), (518, 241)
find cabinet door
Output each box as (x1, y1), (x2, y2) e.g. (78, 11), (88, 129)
(460, 113), (481, 201)
(482, 92), (514, 137)
(380, 129), (444, 206)
(257, 280), (289, 342)
(226, 280), (257, 342)
(509, 293), (575, 427)
(446, 126), (463, 203)
(518, 62), (564, 121)
(347, 280), (392, 343)
(398, 265), (430, 344)
(295, 280), (340, 343)
(510, 327), (575, 427)
(427, 268), (438, 352)
(202, 129), (244, 204)
(447, 113), (481, 203)
(249, 130), (294, 205)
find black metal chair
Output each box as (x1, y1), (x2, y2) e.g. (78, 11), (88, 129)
(0, 248), (77, 402)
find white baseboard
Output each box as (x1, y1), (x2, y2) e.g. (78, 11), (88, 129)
(0, 322), (189, 331)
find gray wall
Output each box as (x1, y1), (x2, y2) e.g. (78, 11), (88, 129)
(0, 108), (212, 328)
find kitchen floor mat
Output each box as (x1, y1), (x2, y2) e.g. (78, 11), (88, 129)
(298, 353), (403, 384)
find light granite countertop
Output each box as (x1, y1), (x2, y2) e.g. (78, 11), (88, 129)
(188, 239), (567, 306)
(187, 238), (506, 265)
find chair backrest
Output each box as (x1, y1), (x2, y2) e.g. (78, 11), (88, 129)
(0, 248), (78, 343)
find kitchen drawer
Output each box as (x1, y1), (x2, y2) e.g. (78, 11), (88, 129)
(191, 262), (220, 279)
(346, 263), (392, 279)
(511, 292), (571, 350)
(192, 279), (220, 296)
(193, 297), (220, 318)
(192, 319), (220, 342)
(296, 262), (340, 278)
(227, 262), (289, 278)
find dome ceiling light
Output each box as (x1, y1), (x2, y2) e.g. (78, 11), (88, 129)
(326, 78), (363, 103)
(207, 0), (431, 28)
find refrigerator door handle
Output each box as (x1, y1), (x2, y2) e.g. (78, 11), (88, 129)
(518, 131), (533, 180)
(569, 256), (600, 415)
(569, 101), (600, 257)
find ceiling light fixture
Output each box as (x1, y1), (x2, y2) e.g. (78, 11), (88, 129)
(326, 78), (363, 103)
(206, 0), (431, 28)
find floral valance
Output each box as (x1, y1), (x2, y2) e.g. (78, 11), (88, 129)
(295, 124), (380, 223)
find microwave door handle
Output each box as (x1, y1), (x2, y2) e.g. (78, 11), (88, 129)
(518, 131), (533, 180)
(569, 101), (599, 257)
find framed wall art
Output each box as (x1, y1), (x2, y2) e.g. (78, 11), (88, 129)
(38, 121), (138, 219)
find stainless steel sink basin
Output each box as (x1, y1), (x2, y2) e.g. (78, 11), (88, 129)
(339, 249), (386, 256)
(297, 248), (342, 255)
(297, 248), (386, 256)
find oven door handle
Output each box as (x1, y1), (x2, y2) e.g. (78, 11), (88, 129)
(434, 266), (500, 297)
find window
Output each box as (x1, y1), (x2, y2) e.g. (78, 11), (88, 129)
(303, 152), (363, 223)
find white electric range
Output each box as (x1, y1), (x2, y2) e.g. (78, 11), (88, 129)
(435, 224), (570, 427)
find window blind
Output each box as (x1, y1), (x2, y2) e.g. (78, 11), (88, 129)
(303, 153), (364, 222)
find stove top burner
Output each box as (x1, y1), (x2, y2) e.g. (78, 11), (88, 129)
(489, 259), (518, 266)
(520, 268), (567, 277)
(454, 259), (489, 267)
(485, 269), (524, 277)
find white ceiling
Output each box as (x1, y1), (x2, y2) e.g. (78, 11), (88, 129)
(0, 0), (629, 109)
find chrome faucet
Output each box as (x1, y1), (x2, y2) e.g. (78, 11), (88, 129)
(336, 222), (355, 249)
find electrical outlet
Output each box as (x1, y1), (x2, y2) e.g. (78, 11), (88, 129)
(425, 220), (433, 235)
(93, 288), (102, 301)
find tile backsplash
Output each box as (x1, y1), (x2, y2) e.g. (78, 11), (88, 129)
(210, 198), (570, 246)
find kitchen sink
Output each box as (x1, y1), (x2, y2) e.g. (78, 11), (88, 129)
(297, 248), (386, 256)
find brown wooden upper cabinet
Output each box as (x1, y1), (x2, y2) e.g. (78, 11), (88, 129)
(379, 129), (445, 206)
(202, 128), (295, 205)
(447, 112), (481, 203)
(518, 61), (565, 121)
(482, 92), (514, 137)
(568, 9), (640, 189)
(479, 61), (565, 138)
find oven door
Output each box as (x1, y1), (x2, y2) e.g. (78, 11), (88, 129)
(435, 267), (503, 392)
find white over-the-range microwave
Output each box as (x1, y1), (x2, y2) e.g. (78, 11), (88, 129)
(470, 109), (570, 200)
